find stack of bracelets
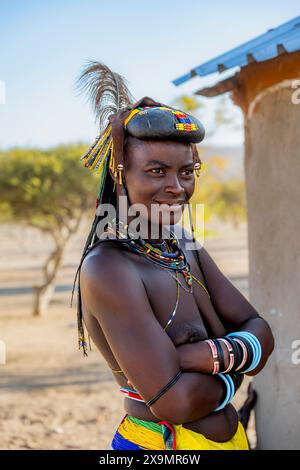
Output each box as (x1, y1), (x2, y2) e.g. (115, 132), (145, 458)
(205, 331), (262, 412)
(119, 331), (262, 414)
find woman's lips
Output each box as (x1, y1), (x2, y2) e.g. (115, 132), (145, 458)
(153, 201), (185, 212)
(154, 200), (186, 205)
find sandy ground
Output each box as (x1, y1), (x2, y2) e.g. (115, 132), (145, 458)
(0, 220), (256, 450)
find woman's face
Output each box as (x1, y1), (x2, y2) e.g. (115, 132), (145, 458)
(123, 138), (195, 232)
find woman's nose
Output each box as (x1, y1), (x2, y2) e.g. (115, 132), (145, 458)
(164, 173), (185, 196)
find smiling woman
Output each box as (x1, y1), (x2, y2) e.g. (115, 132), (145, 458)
(72, 61), (274, 450)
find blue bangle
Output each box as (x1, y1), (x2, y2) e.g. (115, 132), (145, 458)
(228, 332), (260, 371)
(226, 374), (235, 402)
(232, 332), (261, 371)
(227, 331), (262, 372)
(228, 331), (260, 358)
(214, 374), (231, 412)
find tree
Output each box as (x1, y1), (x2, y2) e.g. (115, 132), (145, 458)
(0, 144), (98, 316)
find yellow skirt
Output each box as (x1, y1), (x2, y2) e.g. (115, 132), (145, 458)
(110, 414), (250, 450)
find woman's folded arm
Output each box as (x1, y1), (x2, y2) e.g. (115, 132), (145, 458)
(193, 246), (275, 376)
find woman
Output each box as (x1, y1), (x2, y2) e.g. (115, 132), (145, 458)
(73, 62), (274, 450)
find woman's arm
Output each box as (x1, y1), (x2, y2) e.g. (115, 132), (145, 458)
(176, 340), (214, 374)
(80, 245), (225, 425)
(176, 242), (275, 376)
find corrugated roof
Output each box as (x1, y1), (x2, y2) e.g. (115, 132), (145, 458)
(173, 16), (300, 86)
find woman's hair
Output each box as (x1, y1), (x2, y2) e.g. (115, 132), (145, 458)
(71, 156), (119, 355)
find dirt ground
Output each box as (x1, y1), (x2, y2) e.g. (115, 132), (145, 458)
(0, 220), (256, 450)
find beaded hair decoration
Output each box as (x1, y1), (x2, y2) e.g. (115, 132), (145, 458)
(79, 107), (140, 185)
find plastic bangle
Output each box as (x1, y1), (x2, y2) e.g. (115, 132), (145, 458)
(227, 331), (262, 373)
(233, 332), (261, 370)
(233, 338), (248, 371)
(218, 338), (235, 373)
(212, 339), (225, 373)
(214, 374), (231, 412)
(205, 339), (220, 374)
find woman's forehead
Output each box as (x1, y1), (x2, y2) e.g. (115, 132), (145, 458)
(126, 139), (193, 166)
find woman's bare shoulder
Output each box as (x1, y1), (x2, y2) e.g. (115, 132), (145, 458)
(80, 241), (136, 294)
(80, 240), (133, 281)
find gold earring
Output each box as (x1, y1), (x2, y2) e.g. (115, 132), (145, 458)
(117, 164), (124, 185)
(194, 162), (201, 177)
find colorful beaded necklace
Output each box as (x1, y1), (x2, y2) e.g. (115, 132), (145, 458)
(105, 218), (193, 288)
(105, 218), (210, 298)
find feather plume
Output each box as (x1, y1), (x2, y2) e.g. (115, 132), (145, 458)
(76, 60), (135, 132)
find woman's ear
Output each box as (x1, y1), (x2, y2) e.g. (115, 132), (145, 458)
(109, 163), (124, 186)
(108, 110), (129, 186)
(191, 144), (202, 176)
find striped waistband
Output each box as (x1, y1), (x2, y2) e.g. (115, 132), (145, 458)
(112, 414), (177, 450)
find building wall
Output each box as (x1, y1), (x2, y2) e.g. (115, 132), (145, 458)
(244, 84), (300, 449)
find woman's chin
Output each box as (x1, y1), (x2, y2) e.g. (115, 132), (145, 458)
(154, 211), (183, 227)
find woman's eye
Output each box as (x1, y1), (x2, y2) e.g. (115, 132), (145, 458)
(182, 169), (194, 176)
(149, 168), (194, 176)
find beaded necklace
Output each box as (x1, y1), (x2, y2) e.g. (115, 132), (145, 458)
(105, 219), (209, 298)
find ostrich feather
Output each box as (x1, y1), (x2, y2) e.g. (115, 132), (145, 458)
(76, 60), (135, 132)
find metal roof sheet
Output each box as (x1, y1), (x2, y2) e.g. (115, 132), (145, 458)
(173, 16), (300, 86)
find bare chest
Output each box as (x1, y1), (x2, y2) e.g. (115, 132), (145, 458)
(127, 247), (227, 345)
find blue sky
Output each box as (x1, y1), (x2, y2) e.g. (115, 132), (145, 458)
(0, 0), (299, 149)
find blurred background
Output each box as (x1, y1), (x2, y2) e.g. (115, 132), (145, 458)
(1, 0), (299, 450)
